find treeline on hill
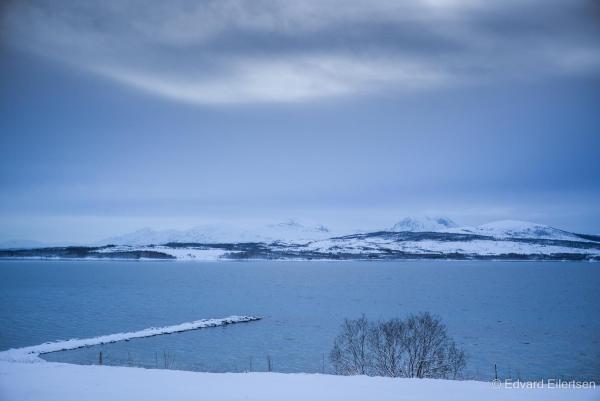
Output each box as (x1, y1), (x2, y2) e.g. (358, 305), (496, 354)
(0, 246), (175, 259)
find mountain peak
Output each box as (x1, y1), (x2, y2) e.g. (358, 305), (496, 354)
(390, 216), (458, 232)
(273, 219), (303, 228)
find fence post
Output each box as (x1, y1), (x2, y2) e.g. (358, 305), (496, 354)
(99, 351), (103, 366)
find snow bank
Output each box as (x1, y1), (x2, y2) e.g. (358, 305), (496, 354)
(0, 316), (260, 363)
(0, 361), (597, 401)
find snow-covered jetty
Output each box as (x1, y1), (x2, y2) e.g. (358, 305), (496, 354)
(0, 315), (261, 363)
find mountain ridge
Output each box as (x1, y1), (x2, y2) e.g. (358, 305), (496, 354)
(2, 218), (599, 261)
(99, 219), (334, 246)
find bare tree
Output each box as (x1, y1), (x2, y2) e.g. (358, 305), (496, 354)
(446, 341), (467, 379)
(402, 312), (453, 378)
(330, 314), (372, 375)
(368, 318), (405, 377)
(330, 312), (467, 379)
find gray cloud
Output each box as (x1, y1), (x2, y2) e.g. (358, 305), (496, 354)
(2, 0), (600, 104)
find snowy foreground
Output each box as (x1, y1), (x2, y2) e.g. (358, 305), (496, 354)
(0, 314), (597, 401)
(1, 361), (598, 401)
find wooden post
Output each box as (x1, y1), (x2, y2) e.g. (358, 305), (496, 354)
(494, 364), (498, 380)
(267, 355), (272, 372)
(99, 351), (103, 365)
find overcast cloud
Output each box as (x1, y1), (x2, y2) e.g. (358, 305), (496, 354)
(1, 0), (599, 242)
(3, 0), (600, 104)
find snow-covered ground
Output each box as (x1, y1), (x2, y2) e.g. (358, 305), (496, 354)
(0, 361), (597, 401)
(0, 316), (260, 363)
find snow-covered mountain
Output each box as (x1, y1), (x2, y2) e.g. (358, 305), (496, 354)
(263, 219), (332, 242)
(101, 226), (247, 246)
(390, 216), (458, 232)
(450, 220), (586, 241)
(98, 218), (593, 247)
(388, 217), (586, 242)
(99, 220), (333, 246)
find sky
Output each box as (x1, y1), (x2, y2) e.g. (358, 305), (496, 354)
(1, 0), (600, 243)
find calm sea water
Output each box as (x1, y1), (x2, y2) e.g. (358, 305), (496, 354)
(0, 260), (598, 380)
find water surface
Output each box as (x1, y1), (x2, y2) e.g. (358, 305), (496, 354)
(0, 260), (598, 380)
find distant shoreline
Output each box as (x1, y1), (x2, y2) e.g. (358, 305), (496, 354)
(0, 256), (598, 262)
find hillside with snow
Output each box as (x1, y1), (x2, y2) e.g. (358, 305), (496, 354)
(389, 217), (589, 242)
(452, 220), (586, 241)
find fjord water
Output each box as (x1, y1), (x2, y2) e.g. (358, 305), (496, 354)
(1, 260), (598, 380)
